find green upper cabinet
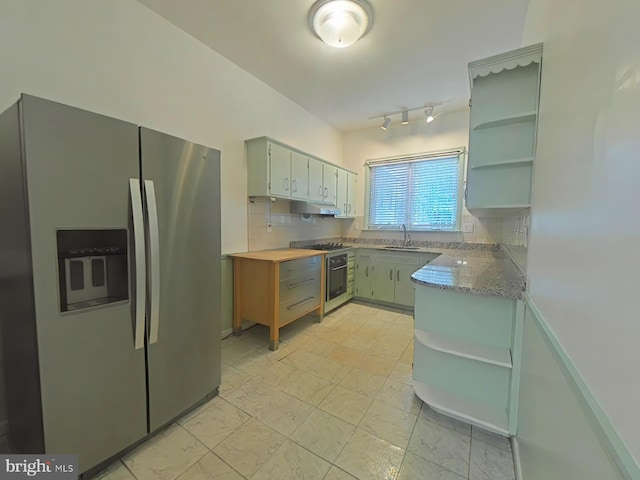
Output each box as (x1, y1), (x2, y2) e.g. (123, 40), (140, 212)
(290, 151), (309, 200)
(335, 168), (357, 218)
(268, 141), (291, 198)
(246, 137), (343, 204)
(322, 163), (338, 206)
(466, 43), (543, 216)
(308, 157), (324, 203)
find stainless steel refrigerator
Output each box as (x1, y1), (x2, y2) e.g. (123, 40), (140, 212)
(0, 95), (221, 474)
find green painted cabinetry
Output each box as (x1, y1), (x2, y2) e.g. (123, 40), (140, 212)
(466, 43), (543, 215)
(354, 250), (437, 308)
(412, 285), (524, 435)
(354, 249), (374, 299)
(246, 136), (347, 206)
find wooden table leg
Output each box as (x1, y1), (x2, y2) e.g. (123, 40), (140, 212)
(232, 258), (243, 336)
(270, 262), (279, 350)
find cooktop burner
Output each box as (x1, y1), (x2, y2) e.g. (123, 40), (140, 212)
(310, 243), (345, 251)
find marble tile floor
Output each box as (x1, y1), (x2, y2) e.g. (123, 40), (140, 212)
(91, 302), (515, 480)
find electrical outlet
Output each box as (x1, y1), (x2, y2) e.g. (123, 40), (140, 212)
(462, 223), (475, 233)
(354, 222), (360, 230)
(267, 224), (272, 233)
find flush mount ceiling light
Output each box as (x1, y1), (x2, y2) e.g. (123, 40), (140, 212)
(309, 0), (373, 48)
(381, 116), (391, 131)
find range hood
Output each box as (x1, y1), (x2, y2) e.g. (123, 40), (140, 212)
(290, 201), (341, 216)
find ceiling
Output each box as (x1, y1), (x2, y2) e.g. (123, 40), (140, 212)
(138, 0), (530, 132)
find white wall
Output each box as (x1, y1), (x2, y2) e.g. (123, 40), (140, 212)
(0, 0), (343, 254)
(342, 109), (508, 245)
(523, 0), (640, 464)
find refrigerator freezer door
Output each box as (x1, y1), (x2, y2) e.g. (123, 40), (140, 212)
(140, 128), (221, 431)
(19, 96), (148, 472)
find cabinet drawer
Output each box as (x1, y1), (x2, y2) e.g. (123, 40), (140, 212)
(280, 285), (321, 324)
(280, 273), (321, 304)
(280, 256), (322, 282)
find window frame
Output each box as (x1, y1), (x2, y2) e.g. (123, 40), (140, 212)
(363, 148), (466, 232)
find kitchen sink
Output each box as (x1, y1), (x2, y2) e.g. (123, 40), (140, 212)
(383, 246), (421, 250)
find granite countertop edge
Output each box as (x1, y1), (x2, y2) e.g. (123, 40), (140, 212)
(409, 249), (526, 300)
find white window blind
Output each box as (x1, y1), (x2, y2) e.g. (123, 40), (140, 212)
(367, 152), (462, 231)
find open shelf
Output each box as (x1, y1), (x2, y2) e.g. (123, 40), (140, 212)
(472, 111), (537, 130)
(415, 329), (512, 368)
(413, 380), (509, 435)
(471, 157), (534, 170)
(466, 205), (530, 217)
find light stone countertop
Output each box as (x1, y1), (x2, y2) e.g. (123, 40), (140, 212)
(290, 239), (526, 299)
(409, 248), (526, 299)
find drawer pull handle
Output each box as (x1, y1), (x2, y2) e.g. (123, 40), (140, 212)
(287, 278), (315, 289)
(287, 296), (316, 310)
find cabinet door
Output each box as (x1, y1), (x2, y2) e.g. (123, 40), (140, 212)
(394, 262), (419, 307)
(354, 253), (373, 299)
(346, 172), (356, 217)
(335, 169), (348, 217)
(308, 157), (324, 203)
(322, 164), (337, 206)
(290, 152), (309, 200)
(269, 142), (291, 197)
(372, 258), (395, 304)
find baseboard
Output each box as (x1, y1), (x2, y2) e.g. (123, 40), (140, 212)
(512, 437), (523, 480)
(221, 328), (232, 339)
(0, 419), (8, 436)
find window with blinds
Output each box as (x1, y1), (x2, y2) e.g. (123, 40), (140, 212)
(366, 152), (462, 231)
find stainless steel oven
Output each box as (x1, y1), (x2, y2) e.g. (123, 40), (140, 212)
(293, 243), (353, 313)
(326, 253), (348, 301)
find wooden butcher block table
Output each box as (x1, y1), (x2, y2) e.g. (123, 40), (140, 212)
(229, 249), (326, 350)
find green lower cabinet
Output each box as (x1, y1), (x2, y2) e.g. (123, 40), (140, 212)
(371, 255), (420, 307)
(354, 251), (373, 299)
(412, 285), (524, 436)
(371, 259), (396, 304)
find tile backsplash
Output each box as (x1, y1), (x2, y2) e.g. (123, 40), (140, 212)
(247, 198), (341, 251)
(340, 214), (504, 245)
(247, 198), (529, 272)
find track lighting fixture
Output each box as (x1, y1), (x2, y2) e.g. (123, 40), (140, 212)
(370, 102), (443, 129)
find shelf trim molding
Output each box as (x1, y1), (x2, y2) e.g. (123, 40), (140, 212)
(472, 112), (537, 131)
(468, 43), (543, 86)
(415, 329), (512, 368)
(471, 157), (535, 170)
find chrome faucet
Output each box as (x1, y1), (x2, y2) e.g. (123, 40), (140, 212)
(401, 224), (408, 246)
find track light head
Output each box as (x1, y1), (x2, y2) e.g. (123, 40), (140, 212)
(401, 110), (409, 125)
(425, 106), (435, 123)
(381, 116), (391, 131)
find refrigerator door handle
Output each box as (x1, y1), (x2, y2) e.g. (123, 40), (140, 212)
(129, 178), (146, 350)
(144, 180), (161, 345)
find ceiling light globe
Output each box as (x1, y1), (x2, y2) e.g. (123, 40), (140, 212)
(319, 11), (361, 48)
(310, 0), (372, 49)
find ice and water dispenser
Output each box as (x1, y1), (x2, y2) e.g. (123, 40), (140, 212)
(57, 229), (129, 312)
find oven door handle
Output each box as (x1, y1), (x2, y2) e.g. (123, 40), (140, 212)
(329, 264), (348, 271)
